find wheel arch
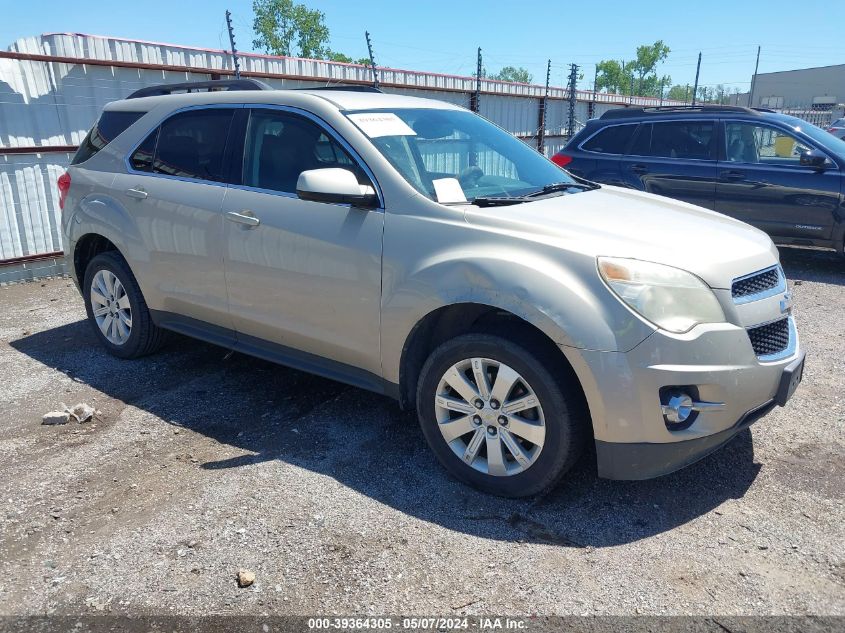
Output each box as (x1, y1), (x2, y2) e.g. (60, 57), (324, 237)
(396, 302), (589, 422)
(73, 233), (124, 287)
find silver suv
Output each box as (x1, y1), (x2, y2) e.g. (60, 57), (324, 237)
(60, 80), (805, 497)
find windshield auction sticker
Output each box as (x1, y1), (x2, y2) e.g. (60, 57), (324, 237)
(432, 177), (467, 203)
(347, 112), (417, 138)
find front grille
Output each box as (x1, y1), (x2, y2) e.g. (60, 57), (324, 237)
(747, 317), (790, 357)
(732, 267), (781, 300)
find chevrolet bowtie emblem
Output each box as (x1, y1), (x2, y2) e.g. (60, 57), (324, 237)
(780, 292), (793, 314)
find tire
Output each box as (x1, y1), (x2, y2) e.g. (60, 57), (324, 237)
(416, 333), (587, 498)
(83, 251), (167, 359)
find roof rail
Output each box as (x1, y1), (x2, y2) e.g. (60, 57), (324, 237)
(600, 104), (762, 120)
(126, 79), (272, 99)
(296, 85), (384, 93)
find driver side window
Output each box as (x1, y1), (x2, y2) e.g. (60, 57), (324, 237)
(242, 109), (369, 194)
(725, 122), (814, 166)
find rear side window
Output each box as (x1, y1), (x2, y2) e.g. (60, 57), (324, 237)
(581, 124), (637, 154)
(630, 121), (715, 160)
(129, 109), (235, 182)
(72, 111), (146, 165)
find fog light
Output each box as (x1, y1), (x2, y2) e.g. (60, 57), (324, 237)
(661, 391), (694, 423)
(660, 387), (726, 429)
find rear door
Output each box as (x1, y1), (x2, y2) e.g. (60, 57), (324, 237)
(619, 119), (718, 209)
(568, 123), (638, 184)
(715, 120), (840, 240)
(111, 106), (237, 329)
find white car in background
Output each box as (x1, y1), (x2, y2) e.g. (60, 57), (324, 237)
(827, 118), (845, 140)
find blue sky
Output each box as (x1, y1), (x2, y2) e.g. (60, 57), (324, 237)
(3, 0), (842, 92)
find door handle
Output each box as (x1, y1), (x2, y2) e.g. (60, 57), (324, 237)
(630, 163), (648, 175)
(226, 210), (260, 228)
(721, 170), (746, 181)
(125, 187), (148, 200)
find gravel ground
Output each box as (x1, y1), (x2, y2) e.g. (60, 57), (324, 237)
(0, 247), (843, 617)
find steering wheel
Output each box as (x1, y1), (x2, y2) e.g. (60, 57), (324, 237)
(458, 165), (484, 188)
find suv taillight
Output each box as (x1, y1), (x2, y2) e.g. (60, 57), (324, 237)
(57, 172), (71, 210)
(551, 153), (572, 167)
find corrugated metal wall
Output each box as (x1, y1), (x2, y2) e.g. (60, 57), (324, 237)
(0, 33), (682, 270)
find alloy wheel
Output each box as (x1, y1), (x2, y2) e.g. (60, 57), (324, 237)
(434, 357), (546, 476)
(90, 269), (132, 345)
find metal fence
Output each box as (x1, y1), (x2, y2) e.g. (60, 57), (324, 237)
(775, 107), (845, 129)
(0, 32), (683, 276)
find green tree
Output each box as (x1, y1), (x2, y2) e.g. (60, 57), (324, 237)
(596, 41), (671, 97)
(327, 51), (371, 65)
(632, 41), (670, 90)
(667, 84), (691, 102)
(595, 59), (628, 94)
(489, 66), (533, 84)
(252, 0), (330, 58)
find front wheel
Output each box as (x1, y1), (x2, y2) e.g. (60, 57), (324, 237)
(416, 333), (586, 497)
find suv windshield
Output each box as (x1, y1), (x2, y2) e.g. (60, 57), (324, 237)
(344, 108), (576, 203)
(781, 115), (845, 157)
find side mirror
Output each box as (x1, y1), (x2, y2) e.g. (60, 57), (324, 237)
(799, 149), (828, 170)
(296, 168), (378, 208)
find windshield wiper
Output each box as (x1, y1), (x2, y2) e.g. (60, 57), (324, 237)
(471, 196), (530, 207)
(471, 181), (599, 207)
(525, 181), (599, 196)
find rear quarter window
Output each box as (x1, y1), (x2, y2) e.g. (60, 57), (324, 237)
(72, 111), (146, 165)
(581, 124), (638, 154)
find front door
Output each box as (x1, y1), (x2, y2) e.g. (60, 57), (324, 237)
(619, 119), (718, 209)
(716, 120), (841, 240)
(221, 107), (384, 380)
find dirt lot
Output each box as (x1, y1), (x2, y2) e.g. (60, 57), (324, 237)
(0, 247), (843, 617)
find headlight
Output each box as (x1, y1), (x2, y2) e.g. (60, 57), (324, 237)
(598, 257), (725, 333)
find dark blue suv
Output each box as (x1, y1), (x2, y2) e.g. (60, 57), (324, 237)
(553, 105), (845, 255)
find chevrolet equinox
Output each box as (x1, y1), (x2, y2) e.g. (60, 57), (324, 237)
(59, 80), (805, 497)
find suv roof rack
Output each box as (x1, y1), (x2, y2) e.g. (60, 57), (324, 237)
(126, 79), (272, 99)
(296, 85), (383, 93)
(600, 104), (763, 120)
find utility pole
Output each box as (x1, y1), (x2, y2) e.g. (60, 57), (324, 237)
(658, 77), (665, 106)
(365, 31), (379, 89)
(537, 59), (551, 155)
(567, 63), (579, 138)
(628, 72), (634, 104)
(691, 52), (702, 106)
(225, 10), (241, 79)
(620, 60), (626, 101)
(748, 45), (761, 107)
(590, 64), (598, 118)
(471, 47), (482, 113)
(685, 84), (690, 104)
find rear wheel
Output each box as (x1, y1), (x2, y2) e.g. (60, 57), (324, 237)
(416, 333), (586, 497)
(83, 252), (166, 359)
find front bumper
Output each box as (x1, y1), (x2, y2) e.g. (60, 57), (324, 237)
(595, 399), (776, 480)
(561, 320), (804, 480)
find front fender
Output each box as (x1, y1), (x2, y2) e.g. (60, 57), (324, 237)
(380, 216), (655, 384)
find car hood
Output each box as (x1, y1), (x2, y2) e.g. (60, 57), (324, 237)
(462, 185), (779, 290)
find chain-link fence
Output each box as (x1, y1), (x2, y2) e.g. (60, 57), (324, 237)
(773, 106), (845, 130)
